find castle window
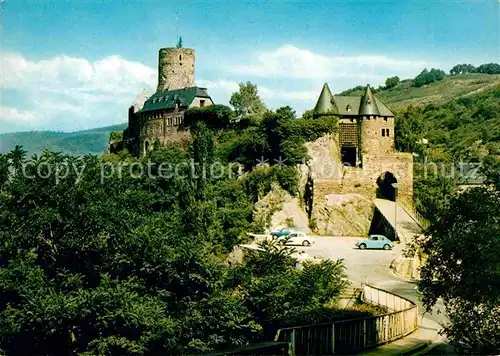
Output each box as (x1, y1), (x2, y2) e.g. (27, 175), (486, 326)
(387, 129), (390, 136)
(180, 62), (182, 66)
(346, 105), (352, 112)
(179, 54), (182, 60)
(200, 99), (205, 107)
(382, 129), (386, 137)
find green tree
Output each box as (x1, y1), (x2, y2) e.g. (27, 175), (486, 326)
(395, 106), (427, 155)
(418, 187), (500, 354)
(229, 82), (267, 117)
(481, 155), (500, 190)
(450, 63), (477, 75)
(184, 104), (235, 130)
(0, 152), (258, 354)
(476, 63), (500, 74)
(7, 145), (27, 175)
(413, 174), (455, 222)
(385, 76), (400, 89)
(414, 68), (446, 87)
(0, 154), (9, 186)
(192, 121), (215, 200)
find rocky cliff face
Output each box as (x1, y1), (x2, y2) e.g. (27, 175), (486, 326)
(311, 193), (374, 236)
(304, 133), (342, 181)
(253, 184), (310, 233)
(302, 134), (375, 236)
(252, 133), (378, 237)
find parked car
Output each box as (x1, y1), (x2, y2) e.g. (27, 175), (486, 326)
(276, 231), (314, 247)
(355, 235), (393, 250)
(270, 227), (297, 238)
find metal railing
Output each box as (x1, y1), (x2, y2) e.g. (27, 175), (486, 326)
(398, 198), (430, 230)
(274, 284), (419, 355)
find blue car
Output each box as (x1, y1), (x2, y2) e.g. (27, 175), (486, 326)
(355, 235), (393, 250)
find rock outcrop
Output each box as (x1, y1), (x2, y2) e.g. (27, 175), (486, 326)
(253, 184), (310, 233)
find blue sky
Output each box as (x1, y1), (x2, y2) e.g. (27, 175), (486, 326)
(1, 0), (499, 133)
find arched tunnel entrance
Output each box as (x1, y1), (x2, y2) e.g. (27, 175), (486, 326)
(376, 172), (397, 201)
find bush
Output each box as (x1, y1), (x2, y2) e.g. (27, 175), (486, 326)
(414, 68), (446, 87)
(109, 131), (123, 141)
(184, 104), (235, 130)
(385, 76), (400, 89)
(476, 63), (500, 74)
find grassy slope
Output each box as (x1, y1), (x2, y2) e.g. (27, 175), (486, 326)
(378, 74), (500, 112)
(340, 73), (500, 112)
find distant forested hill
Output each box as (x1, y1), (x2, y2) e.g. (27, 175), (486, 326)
(0, 123), (127, 156)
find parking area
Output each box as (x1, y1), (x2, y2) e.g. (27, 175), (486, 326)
(290, 236), (402, 286)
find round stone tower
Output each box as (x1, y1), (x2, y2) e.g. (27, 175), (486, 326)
(157, 48), (195, 92)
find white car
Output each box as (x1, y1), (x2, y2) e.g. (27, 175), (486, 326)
(276, 231), (314, 247)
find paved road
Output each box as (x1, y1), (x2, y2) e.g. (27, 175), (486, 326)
(291, 236), (455, 354)
(294, 236), (447, 324)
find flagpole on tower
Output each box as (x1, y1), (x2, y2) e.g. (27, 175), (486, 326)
(176, 11), (179, 45)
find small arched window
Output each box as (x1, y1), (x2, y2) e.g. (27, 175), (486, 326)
(179, 54), (182, 60)
(346, 105), (352, 112)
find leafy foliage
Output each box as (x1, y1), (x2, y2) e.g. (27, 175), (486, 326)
(385, 76), (400, 89)
(450, 63), (476, 75)
(109, 131), (123, 141)
(229, 82), (267, 117)
(0, 139), (358, 354)
(413, 68), (446, 87)
(418, 187), (500, 354)
(184, 104), (235, 130)
(476, 63), (500, 74)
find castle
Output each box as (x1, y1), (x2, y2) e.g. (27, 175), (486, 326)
(112, 45), (412, 207)
(310, 83), (413, 205)
(119, 47), (213, 157)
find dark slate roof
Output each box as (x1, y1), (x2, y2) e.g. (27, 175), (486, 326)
(359, 85), (380, 116)
(313, 83), (336, 115)
(332, 96), (393, 117)
(313, 84), (394, 117)
(139, 87), (211, 113)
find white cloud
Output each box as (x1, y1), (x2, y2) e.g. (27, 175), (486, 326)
(231, 44), (429, 80)
(196, 79), (317, 110)
(1, 52), (156, 132)
(0, 46), (437, 132)
(197, 79), (239, 93)
(2, 53), (156, 94)
(0, 106), (38, 122)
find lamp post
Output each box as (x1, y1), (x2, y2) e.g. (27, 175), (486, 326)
(391, 183), (399, 246)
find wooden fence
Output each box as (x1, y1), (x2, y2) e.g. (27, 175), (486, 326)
(274, 284), (419, 355)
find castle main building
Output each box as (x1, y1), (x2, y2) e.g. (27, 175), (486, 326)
(122, 47), (213, 156)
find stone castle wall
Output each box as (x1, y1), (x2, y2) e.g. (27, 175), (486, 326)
(157, 48), (195, 91)
(361, 116), (395, 156)
(140, 112), (191, 154)
(304, 130), (413, 236)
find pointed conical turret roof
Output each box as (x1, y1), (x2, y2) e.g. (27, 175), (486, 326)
(313, 83), (337, 115)
(359, 84), (380, 116)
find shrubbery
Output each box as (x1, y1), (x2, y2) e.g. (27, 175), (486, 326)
(413, 68), (446, 87)
(0, 138), (357, 354)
